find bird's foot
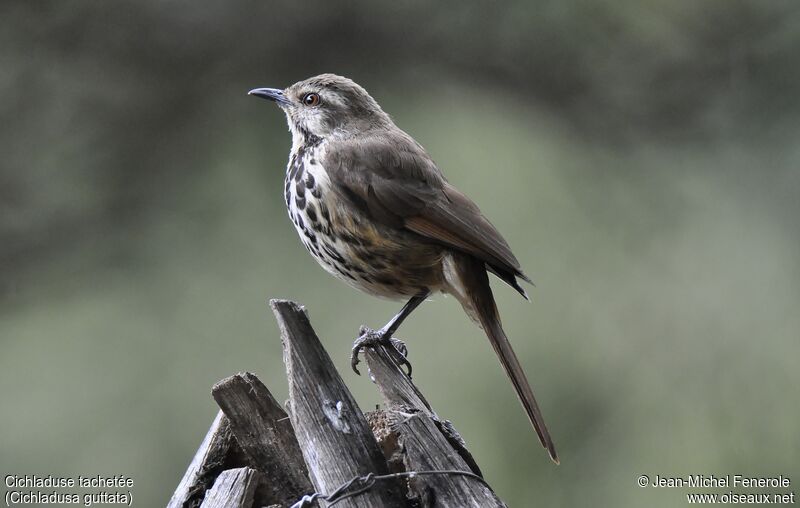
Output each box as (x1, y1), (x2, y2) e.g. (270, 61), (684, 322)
(350, 326), (412, 377)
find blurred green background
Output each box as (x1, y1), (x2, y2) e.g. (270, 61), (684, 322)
(2, 1), (799, 506)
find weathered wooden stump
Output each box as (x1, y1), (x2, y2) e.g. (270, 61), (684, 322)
(168, 299), (508, 508)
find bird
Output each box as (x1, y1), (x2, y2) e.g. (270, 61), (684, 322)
(249, 74), (558, 464)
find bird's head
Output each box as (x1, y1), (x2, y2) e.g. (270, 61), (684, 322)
(249, 74), (389, 143)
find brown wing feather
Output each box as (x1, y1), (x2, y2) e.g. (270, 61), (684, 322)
(325, 131), (531, 293)
(405, 183), (532, 283)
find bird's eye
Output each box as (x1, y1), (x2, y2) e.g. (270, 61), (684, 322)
(303, 93), (320, 106)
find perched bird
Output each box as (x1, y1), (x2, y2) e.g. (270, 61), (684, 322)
(249, 74), (558, 463)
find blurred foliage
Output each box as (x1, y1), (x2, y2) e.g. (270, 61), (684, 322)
(1, 1), (799, 507)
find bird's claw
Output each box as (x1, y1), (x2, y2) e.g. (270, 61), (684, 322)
(350, 326), (412, 377)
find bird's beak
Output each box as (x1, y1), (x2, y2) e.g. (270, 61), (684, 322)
(248, 87), (291, 106)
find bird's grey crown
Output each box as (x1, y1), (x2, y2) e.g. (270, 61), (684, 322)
(288, 73), (383, 113)
(282, 74), (392, 142)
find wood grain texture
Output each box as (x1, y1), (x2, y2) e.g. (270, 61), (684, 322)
(270, 299), (407, 508)
(212, 372), (312, 506)
(390, 411), (506, 508)
(199, 467), (263, 508)
(168, 411), (239, 508)
(364, 347), (483, 476)
(365, 346), (506, 507)
(170, 300), (509, 508)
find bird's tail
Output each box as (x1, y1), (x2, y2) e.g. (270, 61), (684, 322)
(451, 254), (559, 464)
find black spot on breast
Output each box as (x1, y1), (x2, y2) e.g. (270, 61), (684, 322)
(305, 173), (315, 188)
(306, 204), (317, 223)
(311, 187), (322, 199)
(322, 226), (336, 241)
(320, 204), (331, 223)
(295, 180), (305, 197)
(295, 195), (306, 210)
(288, 165), (297, 181)
(300, 130), (322, 147)
(333, 263), (356, 280)
(322, 244), (345, 264)
(310, 158), (317, 165)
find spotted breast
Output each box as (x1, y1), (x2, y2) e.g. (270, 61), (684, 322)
(284, 142), (444, 299)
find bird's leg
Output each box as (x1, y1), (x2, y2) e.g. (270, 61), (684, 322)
(351, 289), (431, 376)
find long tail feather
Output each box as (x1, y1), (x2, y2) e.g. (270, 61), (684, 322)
(477, 303), (559, 463)
(454, 255), (559, 464)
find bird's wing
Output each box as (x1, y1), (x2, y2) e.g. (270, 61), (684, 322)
(325, 133), (531, 295)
